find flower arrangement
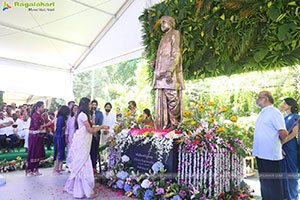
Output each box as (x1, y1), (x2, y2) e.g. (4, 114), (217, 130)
(114, 111), (154, 134)
(0, 156), (26, 173)
(99, 155), (254, 200)
(178, 101), (246, 157)
(104, 100), (252, 199)
(107, 128), (181, 163)
(0, 156), (54, 173)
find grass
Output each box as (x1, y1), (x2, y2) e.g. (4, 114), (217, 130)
(0, 147), (54, 161)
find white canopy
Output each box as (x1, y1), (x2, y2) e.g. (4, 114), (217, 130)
(0, 0), (160, 102)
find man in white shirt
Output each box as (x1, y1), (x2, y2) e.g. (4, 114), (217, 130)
(11, 103), (17, 114)
(0, 110), (16, 153)
(252, 91), (288, 200)
(101, 102), (116, 145)
(100, 102), (116, 163)
(17, 110), (30, 149)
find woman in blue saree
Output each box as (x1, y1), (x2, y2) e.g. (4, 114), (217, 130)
(280, 97), (299, 200)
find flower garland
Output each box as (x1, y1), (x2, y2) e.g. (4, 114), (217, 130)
(99, 155), (255, 200)
(0, 156), (54, 173)
(109, 128), (181, 163)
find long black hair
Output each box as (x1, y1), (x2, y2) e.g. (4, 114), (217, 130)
(31, 101), (44, 116)
(284, 98), (299, 114)
(57, 105), (70, 121)
(75, 97), (92, 129)
(70, 104), (78, 117)
(143, 108), (151, 118)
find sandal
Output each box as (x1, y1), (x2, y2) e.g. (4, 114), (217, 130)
(87, 193), (98, 199)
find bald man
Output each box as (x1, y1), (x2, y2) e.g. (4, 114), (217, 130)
(253, 91), (288, 200)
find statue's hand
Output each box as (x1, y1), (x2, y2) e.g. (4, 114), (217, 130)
(166, 71), (172, 84)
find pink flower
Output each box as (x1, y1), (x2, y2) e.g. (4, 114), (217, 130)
(155, 188), (164, 195)
(205, 133), (212, 140)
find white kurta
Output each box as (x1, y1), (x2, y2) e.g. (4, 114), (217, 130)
(100, 112), (116, 145)
(16, 118), (30, 148)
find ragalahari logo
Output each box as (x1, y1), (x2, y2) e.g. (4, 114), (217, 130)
(3, 1), (12, 11)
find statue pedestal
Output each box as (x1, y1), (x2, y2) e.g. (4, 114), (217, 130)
(0, 175), (6, 186)
(122, 139), (178, 175)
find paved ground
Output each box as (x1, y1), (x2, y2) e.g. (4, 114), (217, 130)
(0, 167), (262, 200)
(243, 172), (262, 200)
(0, 167), (134, 200)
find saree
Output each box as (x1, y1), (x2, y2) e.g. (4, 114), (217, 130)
(66, 116), (76, 167)
(64, 113), (94, 198)
(53, 116), (66, 161)
(281, 113), (299, 199)
(26, 112), (45, 173)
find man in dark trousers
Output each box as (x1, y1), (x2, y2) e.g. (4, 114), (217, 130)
(253, 91), (288, 200)
(90, 100), (103, 173)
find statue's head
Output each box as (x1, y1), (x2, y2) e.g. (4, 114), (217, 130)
(160, 16), (175, 32)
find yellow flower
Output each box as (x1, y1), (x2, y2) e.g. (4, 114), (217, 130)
(208, 101), (214, 105)
(125, 191), (132, 196)
(197, 101), (201, 104)
(216, 127), (225, 133)
(183, 111), (189, 117)
(138, 114), (143, 121)
(165, 192), (175, 198)
(230, 116), (237, 122)
(191, 103), (197, 108)
(124, 111), (132, 117)
(115, 125), (120, 130)
(221, 107), (228, 111)
(208, 118), (215, 123)
(236, 125), (240, 128)
(143, 131), (149, 136)
(201, 31), (204, 37)
(199, 105), (205, 109)
(191, 121), (196, 125)
(185, 118), (191, 122)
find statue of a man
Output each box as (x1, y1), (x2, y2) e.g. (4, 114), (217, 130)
(152, 16), (184, 130)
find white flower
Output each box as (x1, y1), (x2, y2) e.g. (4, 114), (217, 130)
(121, 155), (130, 163)
(105, 170), (114, 179)
(141, 179), (152, 189)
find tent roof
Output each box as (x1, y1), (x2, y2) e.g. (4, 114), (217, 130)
(0, 0), (159, 100)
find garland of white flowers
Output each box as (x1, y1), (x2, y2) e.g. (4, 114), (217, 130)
(178, 147), (243, 195)
(112, 130), (180, 162)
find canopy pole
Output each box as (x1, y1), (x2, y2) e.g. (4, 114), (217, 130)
(91, 69), (95, 100)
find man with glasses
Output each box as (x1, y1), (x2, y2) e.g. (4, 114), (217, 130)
(253, 91), (288, 200)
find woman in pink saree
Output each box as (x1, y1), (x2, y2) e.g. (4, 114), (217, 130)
(64, 98), (109, 199)
(65, 104), (78, 168)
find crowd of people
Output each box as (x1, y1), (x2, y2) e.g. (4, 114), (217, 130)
(0, 103), (35, 153)
(2, 92), (299, 199)
(0, 99), (154, 198)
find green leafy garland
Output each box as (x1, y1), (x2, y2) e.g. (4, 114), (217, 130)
(139, 0), (300, 80)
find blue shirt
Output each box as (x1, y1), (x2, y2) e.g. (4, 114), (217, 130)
(252, 105), (286, 160)
(94, 110), (103, 126)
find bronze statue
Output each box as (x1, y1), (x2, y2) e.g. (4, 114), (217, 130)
(152, 16), (184, 130)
